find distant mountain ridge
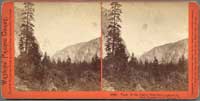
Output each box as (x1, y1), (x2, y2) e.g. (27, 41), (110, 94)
(53, 38), (101, 63)
(139, 39), (188, 63)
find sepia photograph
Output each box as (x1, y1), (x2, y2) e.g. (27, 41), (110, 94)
(14, 1), (101, 91)
(13, 0), (189, 92)
(102, 1), (188, 91)
(1, 0), (199, 99)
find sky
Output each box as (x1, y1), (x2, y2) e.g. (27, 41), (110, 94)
(103, 1), (188, 57)
(15, 1), (188, 57)
(15, 2), (101, 56)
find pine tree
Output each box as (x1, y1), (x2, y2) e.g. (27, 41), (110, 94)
(178, 55), (186, 65)
(19, 2), (35, 54)
(19, 2), (41, 61)
(152, 56), (160, 81)
(105, 2), (128, 67)
(42, 52), (50, 67)
(66, 56), (71, 65)
(17, 2), (42, 81)
(56, 58), (63, 69)
(153, 56), (159, 67)
(178, 55), (186, 73)
(91, 54), (100, 71)
(129, 53), (138, 66)
(106, 2), (122, 56)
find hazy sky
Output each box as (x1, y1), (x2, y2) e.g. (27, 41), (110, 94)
(15, 2), (101, 56)
(103, 1), (188, 57)
(15, 1), (188, 57)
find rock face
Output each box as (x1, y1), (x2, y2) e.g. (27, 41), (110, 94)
(53, 38), (101, 63)
(140, 39), (188, 63)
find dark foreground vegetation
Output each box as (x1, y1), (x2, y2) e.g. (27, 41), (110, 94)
(103, 54), (188, 91)
(15, 54), (100, 91)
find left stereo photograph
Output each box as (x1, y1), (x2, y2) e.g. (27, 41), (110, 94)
(14, 2), (101, 91)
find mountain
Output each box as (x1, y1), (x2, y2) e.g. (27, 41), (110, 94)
(53, 38), (101, 63)
(140, 39), (188, 63)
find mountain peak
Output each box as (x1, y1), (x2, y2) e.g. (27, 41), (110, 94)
(52, 38), (101, 63)
(140, 38), (188, 63)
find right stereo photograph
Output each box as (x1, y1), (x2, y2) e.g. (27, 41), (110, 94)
(102, 1), (189, 91)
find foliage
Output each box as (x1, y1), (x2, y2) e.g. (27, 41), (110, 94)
(103, 53), (188, 91)
(16, 52), (100, 91)
(16, 2), (42, 84)
(105, 2), (128, 70)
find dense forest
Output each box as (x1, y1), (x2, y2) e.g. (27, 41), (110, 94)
(103, 2), (188, 91)
(103, 53), (188, 91)
(15, 2), (100, 91)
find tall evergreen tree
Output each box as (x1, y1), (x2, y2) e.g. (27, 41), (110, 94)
(129, 53), (138, 67)
(18, 2), (42, 80)
(106, 2), (121, 56)
(19, 2), (41, 64)
(19, 2), (41, 59)
(91, 54), (100, 71)
(66, 56), (71, 65)
(42, 52), (50, 67)
(153, 57), (159, 68)
(105, 2), (128, 64)
(19, 2), (34, 54)
(178, 55), (187, 73)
